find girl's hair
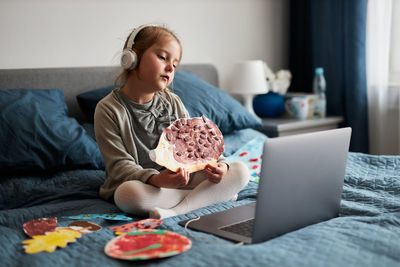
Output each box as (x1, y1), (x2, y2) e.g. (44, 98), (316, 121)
(115, 25), (182, 88)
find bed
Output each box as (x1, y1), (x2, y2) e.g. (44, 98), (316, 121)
(0, 64), (399, 266)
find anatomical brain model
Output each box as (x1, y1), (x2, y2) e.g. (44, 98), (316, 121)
(150, 115), (224, 173)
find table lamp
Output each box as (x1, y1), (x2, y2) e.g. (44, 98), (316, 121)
(227, 60), (269, 118)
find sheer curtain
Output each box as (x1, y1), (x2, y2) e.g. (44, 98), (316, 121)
(366, 0), (399, 155)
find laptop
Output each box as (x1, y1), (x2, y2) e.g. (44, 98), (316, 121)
(179, 127), (351, 244)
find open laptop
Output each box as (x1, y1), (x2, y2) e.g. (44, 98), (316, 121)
(179, 127), (351, 244)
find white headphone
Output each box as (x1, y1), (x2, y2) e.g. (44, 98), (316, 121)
(120, 24), (158, 70)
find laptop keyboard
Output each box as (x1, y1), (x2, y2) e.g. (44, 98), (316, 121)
(219, 218), (254, 238)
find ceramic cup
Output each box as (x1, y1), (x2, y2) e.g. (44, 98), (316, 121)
(285, 97), (309, 120)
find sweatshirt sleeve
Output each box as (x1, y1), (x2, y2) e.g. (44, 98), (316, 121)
(94, 96), (159, 200)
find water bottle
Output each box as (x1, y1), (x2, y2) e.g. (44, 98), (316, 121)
(312, 67), (326, 118)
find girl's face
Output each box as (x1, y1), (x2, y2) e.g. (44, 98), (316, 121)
(135, 34), (181, 92)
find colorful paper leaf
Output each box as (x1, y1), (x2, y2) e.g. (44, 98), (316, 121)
(104, 229), (192, 261)
(23, 217), (58, 237)
(62, 213), (132, 221)
(22, 228), (82, 254)
(68, 221), (102, 233)
(109, 219), (163, 234)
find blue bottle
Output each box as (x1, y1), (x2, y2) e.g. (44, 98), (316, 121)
(312, 67), (326, 118)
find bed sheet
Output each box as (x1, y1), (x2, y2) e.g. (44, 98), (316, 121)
(0, 131), (399, 267)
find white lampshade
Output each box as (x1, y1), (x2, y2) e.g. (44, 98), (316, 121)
(227, 60), (269, 119)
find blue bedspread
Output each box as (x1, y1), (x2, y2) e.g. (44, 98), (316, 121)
(1, 138), (399, 266)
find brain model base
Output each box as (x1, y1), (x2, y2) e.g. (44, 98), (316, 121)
(150, 115), (224, 173)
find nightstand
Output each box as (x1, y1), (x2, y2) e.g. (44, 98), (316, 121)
(258, 116), (344, 137)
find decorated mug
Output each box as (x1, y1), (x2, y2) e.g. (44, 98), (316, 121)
(285, 97), (309, 120)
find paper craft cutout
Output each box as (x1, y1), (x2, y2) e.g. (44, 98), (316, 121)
(150, 115), (224, 173)
(226, 136), (265, 183)
(23, 217), (58, 238)
(110, 219), (163, 234)
(57, 226), (91, 234)
(62, 213), (133, 221)
(22, 228), (82, 254)
(104, 229), (192, 261)
(68, 221), (102, 233)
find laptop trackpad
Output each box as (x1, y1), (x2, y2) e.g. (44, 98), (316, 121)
(178, 202), (256, 244)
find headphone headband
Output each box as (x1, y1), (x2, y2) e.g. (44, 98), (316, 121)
(126, 24), (159, 51)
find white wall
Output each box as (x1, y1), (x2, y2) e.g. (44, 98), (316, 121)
(0, 0), (289, 91)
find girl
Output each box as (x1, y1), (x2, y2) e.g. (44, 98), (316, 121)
(94, 24), (249, 219)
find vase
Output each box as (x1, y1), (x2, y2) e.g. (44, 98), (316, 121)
(253, 91), (285, 118)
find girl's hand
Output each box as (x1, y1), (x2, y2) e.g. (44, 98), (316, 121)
(203, 163), (228, 184)
(148, 168), (189, 188)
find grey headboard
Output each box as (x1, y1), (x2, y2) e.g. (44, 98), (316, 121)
(0, 63), (219, 122)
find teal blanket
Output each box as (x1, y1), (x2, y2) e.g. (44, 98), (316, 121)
(1, 150), (399, 266)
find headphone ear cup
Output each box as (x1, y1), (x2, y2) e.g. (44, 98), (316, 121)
(121, 49), (138, 70)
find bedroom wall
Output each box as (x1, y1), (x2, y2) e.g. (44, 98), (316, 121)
(0, 0), (289, 91)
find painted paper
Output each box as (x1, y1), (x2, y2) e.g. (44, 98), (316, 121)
(109, 219), (163, 234)
(62, 213), (133, 221)
(68, 221), (102, 233)
(22, 228), (82, 254)
(150, 116), (224, 173)
(23, 217), (58, 238)
(226, 136), (265, 183)
(104, 229), (192, 261)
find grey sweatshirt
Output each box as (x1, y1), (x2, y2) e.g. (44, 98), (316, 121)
(94, 88), (190, 200)
(95, 88), (227, 201)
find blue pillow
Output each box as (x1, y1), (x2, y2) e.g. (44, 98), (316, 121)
(77, 85), (114, 122)
(0, 89), (104, 171)
(172, 71), (261, 134)
(75, 71), (261, 134)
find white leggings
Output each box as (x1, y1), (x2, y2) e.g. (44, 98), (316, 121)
(114, 161), (249, 219)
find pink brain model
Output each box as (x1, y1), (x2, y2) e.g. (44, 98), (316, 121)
(150, 115), (224, 173)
